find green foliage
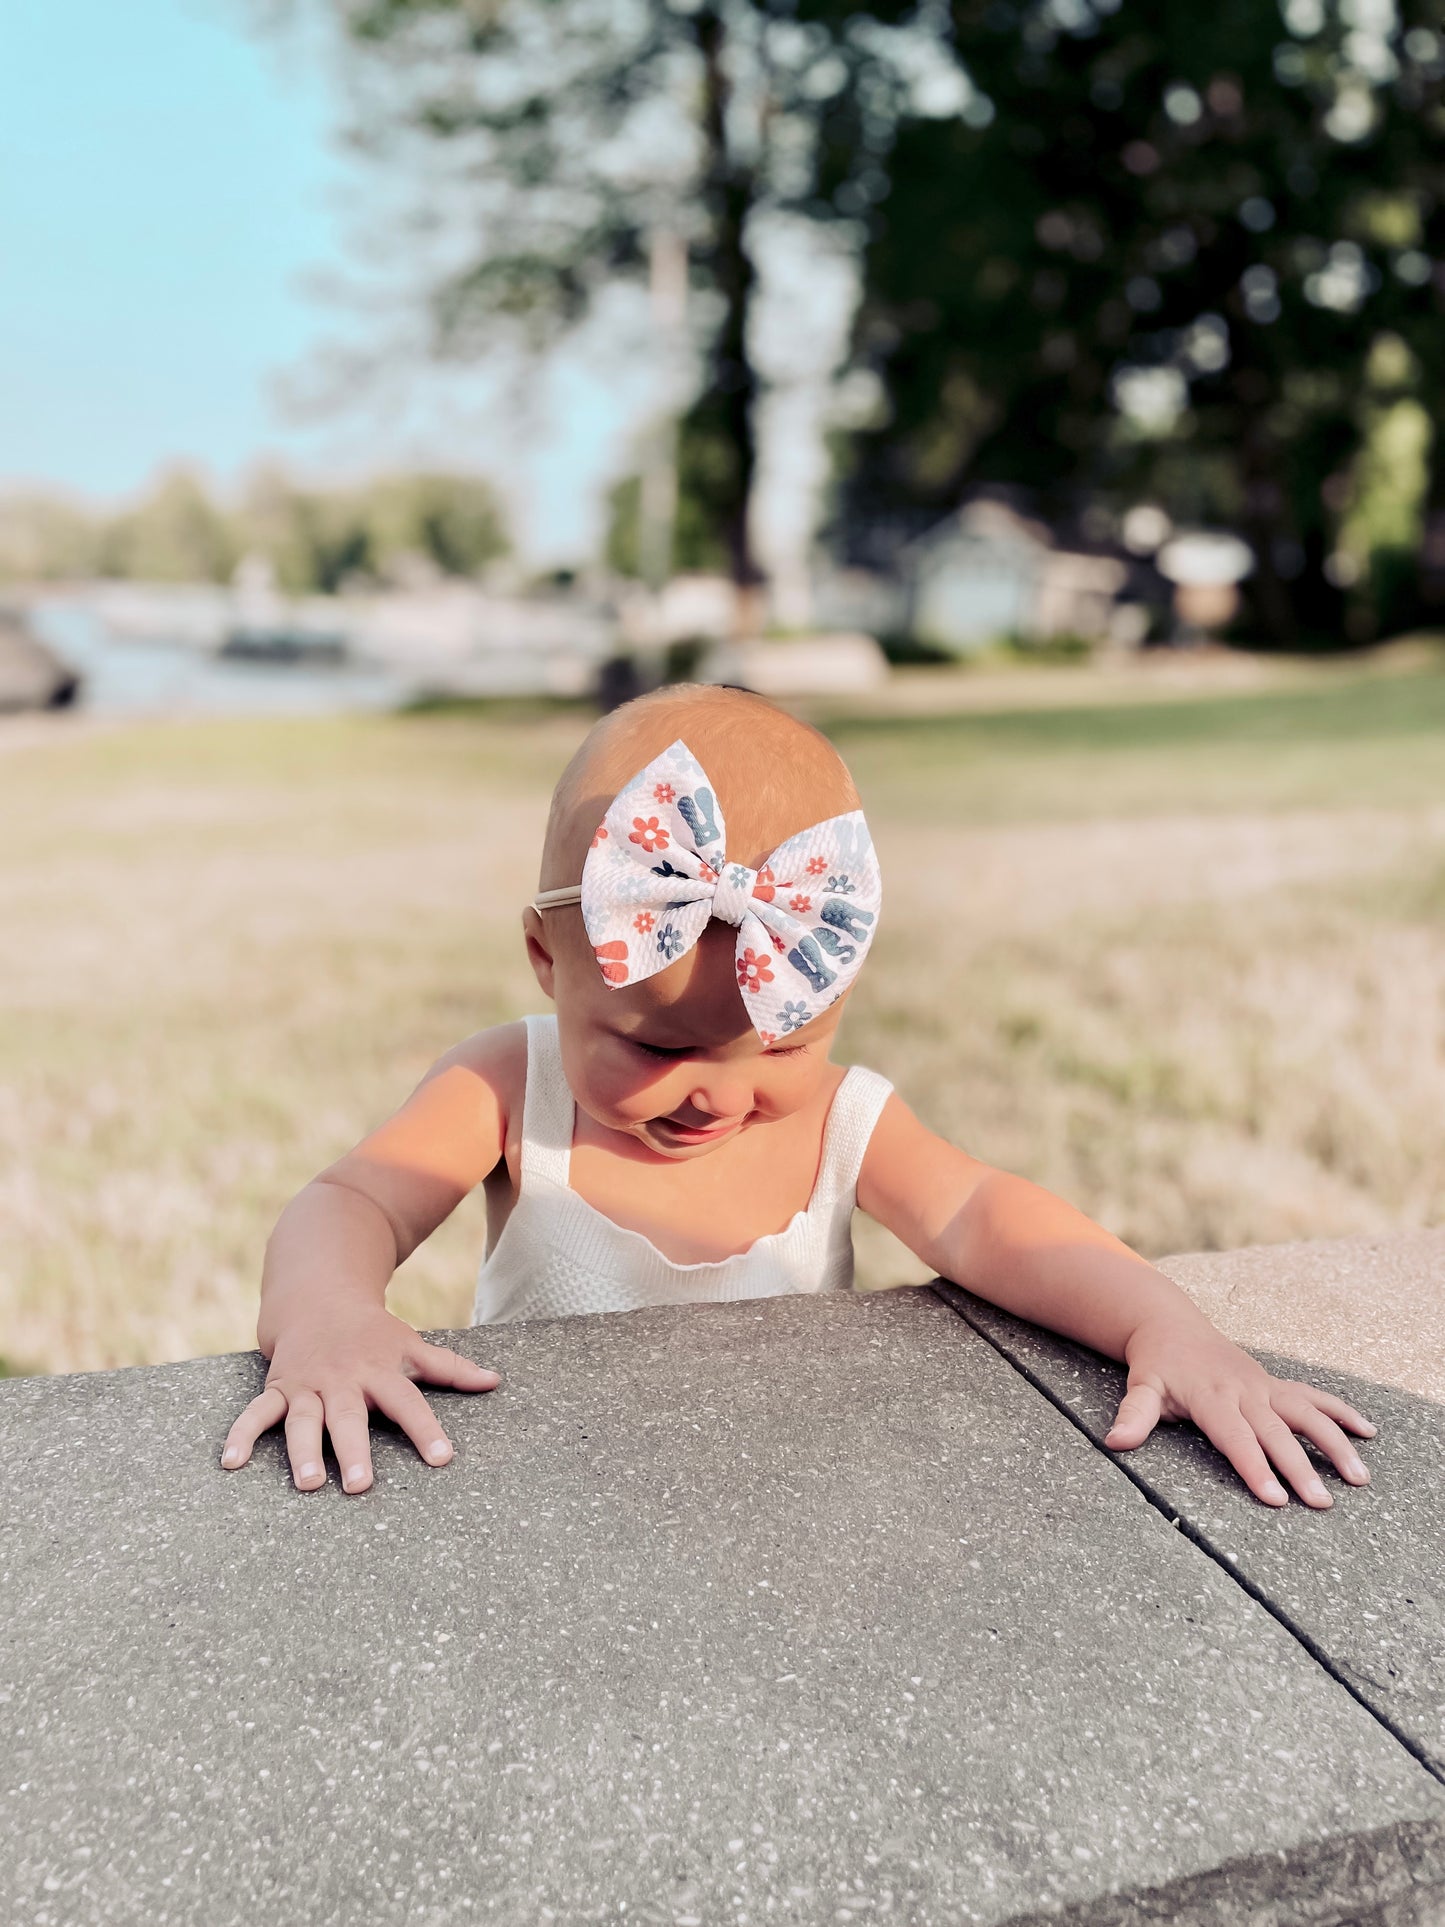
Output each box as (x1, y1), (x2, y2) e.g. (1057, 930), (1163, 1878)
(0, 494), (107, 582)
(0, 468), (511, 592)
(240, 467), (509, 592)
(603, 414), (737, 579)
(101, 467), (239, 584)
(365, 472), (509, 578)
(843, 0), (1445, 647)
(287, 0), (923, 583)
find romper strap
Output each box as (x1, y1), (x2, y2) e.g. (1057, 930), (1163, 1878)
(518, 1013), (575, 1193)
(812, 1065), (894, 1208)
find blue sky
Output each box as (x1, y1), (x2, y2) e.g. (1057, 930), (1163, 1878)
(0, 0), (651, 558)
(0, 3), (346, 491)
(0, 0), (843, 567)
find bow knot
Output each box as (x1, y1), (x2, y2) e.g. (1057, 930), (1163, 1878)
(710, 861), (758, 927)
(575, 739), (881, 1039)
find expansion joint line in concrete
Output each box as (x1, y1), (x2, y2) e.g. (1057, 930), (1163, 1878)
(928, 1280), (1445, 1792)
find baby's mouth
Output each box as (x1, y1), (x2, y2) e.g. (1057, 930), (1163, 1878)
(655, 1113), (744, 1142)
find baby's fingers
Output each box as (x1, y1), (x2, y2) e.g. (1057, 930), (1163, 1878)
(1273, 1390), (1371, 1487)
(283, 1388), (328, 1491)
(1191, 1397), (1292, 1508)
(323, 1390), (375, 1496)
(1242, 1402), (1336, 1508)
(371, 1375), (455, 1469)
(409, 1339), (500, 1394)
(221, 1385), (288, 1470)
(1297, 1384), (1377, 1438)
(1104, 1380), (1163, 1451)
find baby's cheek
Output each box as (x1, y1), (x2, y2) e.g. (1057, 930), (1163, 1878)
(574, 1055), (667, 1124)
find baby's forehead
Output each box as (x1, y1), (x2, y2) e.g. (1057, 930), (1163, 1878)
(540, 688), (859, 890)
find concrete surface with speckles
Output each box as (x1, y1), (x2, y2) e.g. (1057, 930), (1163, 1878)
(1159, 1230), (1445, 1404)
(939, 1235), (1445, 1782)
(4, 1285), (1445, 1927)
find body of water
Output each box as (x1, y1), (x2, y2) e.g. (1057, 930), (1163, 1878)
(30, 600), (414, 716)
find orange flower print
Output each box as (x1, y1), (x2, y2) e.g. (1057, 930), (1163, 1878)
(633, 911), (655, 934)
(805, 855), (828, 876)
(737, 948), (774, 993)
(788, 893), (811, 914)
(753, 863), (777, 903)
(698, 861), (718, 884)
(591, 822), (609, 848)
(652, 781), (675, 804)
(629, 815), (669, 853)
(594, 940), (629, 984)
(770, 933), (786, 952)
(758, 1030), (777, 1046)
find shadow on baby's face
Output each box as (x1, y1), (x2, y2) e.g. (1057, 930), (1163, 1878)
(520, 907), (848, 1160)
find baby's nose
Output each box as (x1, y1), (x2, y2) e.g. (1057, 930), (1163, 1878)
(686, 1071), (754, 1120)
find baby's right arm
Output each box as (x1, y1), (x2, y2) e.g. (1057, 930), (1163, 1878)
(220, 1022), (525, 1494)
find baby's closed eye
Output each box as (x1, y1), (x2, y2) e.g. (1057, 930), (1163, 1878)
(630, 1038), (806, 1060)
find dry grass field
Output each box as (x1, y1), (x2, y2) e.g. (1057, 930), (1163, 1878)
(4, 655), (1445, 1376)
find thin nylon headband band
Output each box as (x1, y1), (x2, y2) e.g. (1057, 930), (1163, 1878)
(532, 885), (584, 912)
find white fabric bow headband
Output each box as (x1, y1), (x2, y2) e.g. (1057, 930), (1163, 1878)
(532, 738), (882, 1042)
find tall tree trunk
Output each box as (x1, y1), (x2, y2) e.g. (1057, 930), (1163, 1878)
(1418, 406), (1445, 617)
(1237, 415), (1302, 648)
(694, 6), (763, 625)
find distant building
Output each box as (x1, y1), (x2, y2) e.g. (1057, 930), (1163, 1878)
(903, 499), (1134, 654)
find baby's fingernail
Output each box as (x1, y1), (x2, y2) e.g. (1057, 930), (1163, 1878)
(1308, 1478), (1331, 1505)
(220, 1447), (241, 1468)
(1263, 1479), (1288, 1505)
(343, 1465), (367, 1491)
(297, 1462), (322, 1484)
(425, 1440), (451, 1465)
(1346, 1456), (1369, 1482)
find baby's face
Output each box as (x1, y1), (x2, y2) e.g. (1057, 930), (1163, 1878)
(529, 914), (845, 1160)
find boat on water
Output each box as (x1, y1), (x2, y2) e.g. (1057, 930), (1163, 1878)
(220, 624), (348, 665)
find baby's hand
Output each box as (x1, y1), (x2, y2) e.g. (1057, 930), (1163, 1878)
(220, 1302), (500, 1495)
(1104, 1314), (1376, 1508)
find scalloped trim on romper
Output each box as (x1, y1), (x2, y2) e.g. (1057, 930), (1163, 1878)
(472, 1013), (894, 1325)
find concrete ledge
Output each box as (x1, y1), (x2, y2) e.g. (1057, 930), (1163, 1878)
(5, 1271), (1445, 1925)
(939, 1230), (1445, 1782)
(1160, 1230), (1445, 1404)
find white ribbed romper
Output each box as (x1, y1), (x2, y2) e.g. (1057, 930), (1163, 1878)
(472, 1013), (894, 1325)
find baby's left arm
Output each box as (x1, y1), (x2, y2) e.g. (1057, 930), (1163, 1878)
(857, 1095), (1376, 1508)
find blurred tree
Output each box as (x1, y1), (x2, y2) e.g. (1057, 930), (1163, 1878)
(239, 467), (371, 594)
(101, 467), (239, 584)
(239, 466), (509, 590)
(365, 471), (510, 579)
(604, 416), (736, 578)
(841, 0), (1445, 647)
(0, 468), (508, 592)
(0, 495), (105, 582)
(279, 0), (924, 606)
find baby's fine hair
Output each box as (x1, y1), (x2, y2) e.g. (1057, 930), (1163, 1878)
(539, 684), (862, 894)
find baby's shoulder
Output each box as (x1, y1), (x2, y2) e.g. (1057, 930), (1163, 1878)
(423, 1018), (529, 1120)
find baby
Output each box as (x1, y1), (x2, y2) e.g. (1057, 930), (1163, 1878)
(222, 684), (1375, 1504)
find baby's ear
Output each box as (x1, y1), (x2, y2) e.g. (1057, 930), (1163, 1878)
(522, 907), (558, 1000)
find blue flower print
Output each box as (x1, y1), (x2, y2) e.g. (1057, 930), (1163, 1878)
(825, 873), (855, 895)
(656, 922), (685, 961)
(779, 1000), (812, 1033)
(727, 863), (751, 889)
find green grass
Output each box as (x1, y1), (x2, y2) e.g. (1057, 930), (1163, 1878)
(4, 656), (1445, 1374)
(820, 666), (1445, 824)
